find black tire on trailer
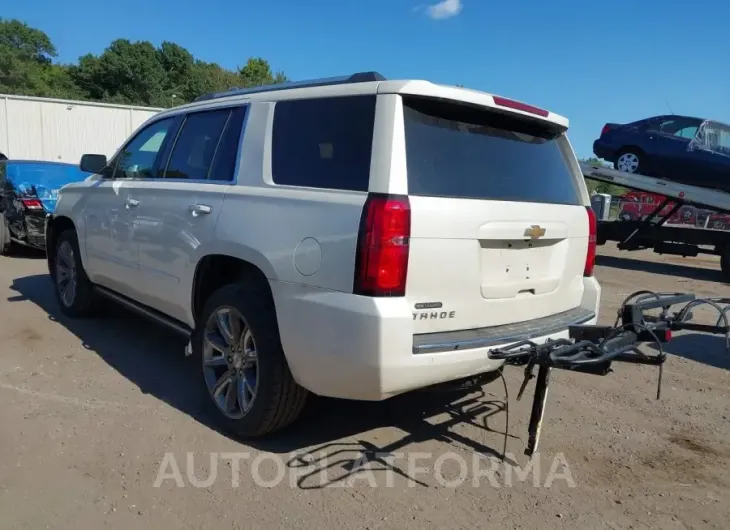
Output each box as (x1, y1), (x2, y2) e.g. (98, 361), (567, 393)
(0, 213), (11, 255)
(193, 283), (308, 438)
(720, 243), (730, 282)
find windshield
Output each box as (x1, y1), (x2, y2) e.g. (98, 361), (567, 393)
(402, 96), (581, 205)
(688, 120), (730, 157)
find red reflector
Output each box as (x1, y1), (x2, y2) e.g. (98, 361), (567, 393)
(21, 198), (43, 210)
(492, 96), (549, 117)
(584, 206), (597, 277)
(354, 194), (411, 297)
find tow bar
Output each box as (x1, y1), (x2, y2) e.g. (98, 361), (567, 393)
(489, 291), (730, 457)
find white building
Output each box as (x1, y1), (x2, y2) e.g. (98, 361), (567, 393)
(0, 94), (163, 163)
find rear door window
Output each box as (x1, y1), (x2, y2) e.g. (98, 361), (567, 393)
(402, 96), (581, 205)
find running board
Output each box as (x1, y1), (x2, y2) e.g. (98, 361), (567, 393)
(94, 285), (193, 338)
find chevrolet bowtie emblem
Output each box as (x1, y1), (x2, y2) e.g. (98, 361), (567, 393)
(524, 225), (546, 239)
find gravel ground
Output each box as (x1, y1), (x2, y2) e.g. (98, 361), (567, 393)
(0, 243), (728, 529)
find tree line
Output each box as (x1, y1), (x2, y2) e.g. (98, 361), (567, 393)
(0, 18), (288, 108)
(0, 18), (629, 197)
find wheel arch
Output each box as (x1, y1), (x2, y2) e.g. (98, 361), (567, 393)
(616, 145), (647, 158)
(46, 215), (77, 278)
(191, 251), (276, 327)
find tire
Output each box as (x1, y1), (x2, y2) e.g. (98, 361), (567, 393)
(193, 283), (308, 438)
(0, 213), (11, 255)
(51, 229), (98, 317)
(721, 247), (730, 282)
(614, 149), (643, 174)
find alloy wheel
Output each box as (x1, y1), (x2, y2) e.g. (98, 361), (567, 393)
(202, 306), (259, 419)
(55, 241), (77, 308)
(617, 153), (640, 173)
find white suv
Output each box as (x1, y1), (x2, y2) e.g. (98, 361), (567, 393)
(46, 72), (600, 438)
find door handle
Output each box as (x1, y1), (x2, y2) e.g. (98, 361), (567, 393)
(126, 198), (140, 209)
(189, 204), (212, 217)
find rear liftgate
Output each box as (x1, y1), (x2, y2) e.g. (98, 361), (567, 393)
(489, 290), (730, 457)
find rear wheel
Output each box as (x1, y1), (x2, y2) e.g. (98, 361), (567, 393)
(0, 213), (12, 255)
(615, 150), (643, 174)
(194, 283), (308, 438)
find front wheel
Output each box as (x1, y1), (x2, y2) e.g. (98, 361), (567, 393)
(194, 283), (308, 438)
(51, 229), (98, 317)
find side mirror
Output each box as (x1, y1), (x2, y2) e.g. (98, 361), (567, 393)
(80, 154), (108, 175)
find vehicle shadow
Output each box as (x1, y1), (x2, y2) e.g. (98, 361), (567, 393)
(596, 254), (724, 283)
(647, 333), (730, 371)
(8, 273), (517, 487)
(7, 244), (46, 260)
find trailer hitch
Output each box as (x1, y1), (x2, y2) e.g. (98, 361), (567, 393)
(488, 291), (728, 457)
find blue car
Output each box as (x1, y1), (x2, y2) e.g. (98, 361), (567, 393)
(0, 160), (92, 253)
(593, 114), (730, 192)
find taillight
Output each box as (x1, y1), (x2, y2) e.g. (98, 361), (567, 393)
(584, 206), (597, 277)
(601, 124), (611, 135)
(492, 96), (549, 117)
(21, 198), (44, 210)
(354, 193), (411, 296)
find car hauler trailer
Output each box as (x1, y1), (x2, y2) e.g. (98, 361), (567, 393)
(0, 94), (162, 164)
(580, 161), (730, 281)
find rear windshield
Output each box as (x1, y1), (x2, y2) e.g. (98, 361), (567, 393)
(402, 96), (581, 205)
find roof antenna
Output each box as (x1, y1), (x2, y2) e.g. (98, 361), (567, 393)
(665, 98), (675, 115)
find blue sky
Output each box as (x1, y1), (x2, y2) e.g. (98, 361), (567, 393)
(5, 0), (730, 158)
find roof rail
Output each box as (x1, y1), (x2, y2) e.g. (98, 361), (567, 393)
(193, 71), (386, 102)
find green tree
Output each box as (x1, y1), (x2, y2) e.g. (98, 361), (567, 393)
(0, 18), (79, 98)
(238, 57), (288, 87)
(182, 60), (241, 102)
(0, 18), (289, 106)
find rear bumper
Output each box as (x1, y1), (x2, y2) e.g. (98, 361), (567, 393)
(592, 139), (614, 162)
(6, 211), (48, 250)
(271, 277), (601, 401)
(24, 212), (48, 249)
(412, 306), (595, 354)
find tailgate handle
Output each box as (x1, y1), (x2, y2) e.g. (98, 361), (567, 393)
(478, 222), (569, 240)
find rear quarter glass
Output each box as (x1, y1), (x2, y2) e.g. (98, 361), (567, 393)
(401, 96), (581, 205)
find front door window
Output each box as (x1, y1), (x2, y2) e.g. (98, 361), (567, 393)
(112, 118), (176, 179)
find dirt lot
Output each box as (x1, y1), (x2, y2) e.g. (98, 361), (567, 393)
(0, 243), (728, 529)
